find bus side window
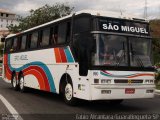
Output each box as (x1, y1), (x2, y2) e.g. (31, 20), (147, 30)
(72, 17), (91, 61)
(12, 38), (18, 52)
(27, 34), (32, 49)
(29, 32), (38, 49)
(40, 28), (50, 47)
(73, 16), (91, 76)
(20, 35), (27, 50)
(5, 39), (13, 53)
(66, 22), (71, 42)
(51, 25), (58, 45)
(58, 23), (67, 44)
(17, 37), (22, 51)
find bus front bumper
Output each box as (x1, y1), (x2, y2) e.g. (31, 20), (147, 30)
(90, 84), (155, 100)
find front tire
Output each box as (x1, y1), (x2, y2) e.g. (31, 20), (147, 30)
(63, 81), (77, 106)
(11, 73), (19, 90)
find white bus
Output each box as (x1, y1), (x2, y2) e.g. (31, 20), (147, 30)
(2, 10), (155, 105)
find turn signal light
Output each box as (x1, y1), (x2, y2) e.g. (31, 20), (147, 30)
(94, 79), (99, 83)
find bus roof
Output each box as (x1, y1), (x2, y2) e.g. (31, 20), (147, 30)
(6, 10), (146, 39)
(76, 9), (143, 20)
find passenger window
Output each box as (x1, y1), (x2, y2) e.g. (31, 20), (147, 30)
(66, 22), (71, 42)
(58, 23), (67, 44)
(51, 26), (58, 45)
(20, 35), (27, 50)
(30, 32), (38, 49)
(51, 22), (70, 45)
(41, 28), (50, 47)
(13, 38), (18, 51)
(5, 39), (13, 52)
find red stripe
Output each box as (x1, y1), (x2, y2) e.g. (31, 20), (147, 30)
(101, 70), (112, 75)
(23, 66), (50, 91)
(23, 69), (45, 90)
(59, 48), (67, 63)
(127, 74), (154, 78)
(4, 54), (12, 80)
(4, 54), (51, 92)
(54, 48), (61, 63)
(4, 54), (7, 65)
(5, 65), (12, 80)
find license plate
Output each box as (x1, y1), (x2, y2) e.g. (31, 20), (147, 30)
(125, 88), (135, 94)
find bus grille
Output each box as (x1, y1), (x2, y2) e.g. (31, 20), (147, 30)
(114, 79), (143, 84)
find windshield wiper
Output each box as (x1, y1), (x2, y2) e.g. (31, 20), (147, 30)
(130, 43), (144, 67)
(116, 42), (126, 66)
(135, 55), (144, 67)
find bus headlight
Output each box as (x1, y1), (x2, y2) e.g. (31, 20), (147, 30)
(146, 89), (154, 93)
(145, 80), (154, 84)
(101, 79), (111, 84)
(150, 80), (154, 84)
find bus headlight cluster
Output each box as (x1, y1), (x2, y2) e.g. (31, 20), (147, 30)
(146, 89), (154, 93)
(145, 80), (154, 84)
(101, 79), (112, 84)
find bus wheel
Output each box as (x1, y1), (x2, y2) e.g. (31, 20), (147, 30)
(11, 73), (19, 90)
(19, 74), (26, 92)
(63, 81), (77, 106)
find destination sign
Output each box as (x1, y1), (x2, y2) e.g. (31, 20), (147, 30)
(99, 18), (150, 36)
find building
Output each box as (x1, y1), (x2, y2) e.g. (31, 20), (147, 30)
(0, 9), (18, 37)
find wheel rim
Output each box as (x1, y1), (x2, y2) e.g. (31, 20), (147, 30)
(65, 83), (73, 101)
(12, 76), (17, 88)
(19, 77), (24, 90)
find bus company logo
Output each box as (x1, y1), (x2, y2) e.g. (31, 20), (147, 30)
(14, 55), (28, 61)
(128, 79), (132, 84)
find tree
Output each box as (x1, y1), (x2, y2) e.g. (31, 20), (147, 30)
(150, 19), (160, 64)
(7, 3), (74, 33)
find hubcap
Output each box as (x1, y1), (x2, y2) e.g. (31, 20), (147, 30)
(65, 83), (73, 101)
(19, 77), (24, 90)
(12, 77), (17, 88)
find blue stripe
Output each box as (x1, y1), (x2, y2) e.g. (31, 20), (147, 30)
(64, 47), (74, 63)
(8, 54), (56, 92)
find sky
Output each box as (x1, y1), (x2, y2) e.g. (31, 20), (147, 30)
(0, 0), (160, 19)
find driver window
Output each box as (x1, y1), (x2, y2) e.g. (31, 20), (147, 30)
(98, 35), (127, 66)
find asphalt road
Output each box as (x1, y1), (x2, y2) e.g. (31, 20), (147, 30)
(0, 78), (160, 120)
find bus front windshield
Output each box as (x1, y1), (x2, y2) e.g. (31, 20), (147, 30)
(92, 34), (152, 68)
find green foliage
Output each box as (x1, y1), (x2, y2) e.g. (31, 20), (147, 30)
(150, 19), (160, 65)
(155, 70), (160, 88)
(7, 3), (74, 33)
(150, 19), (160, 38)
(152, 38), (160, 64)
